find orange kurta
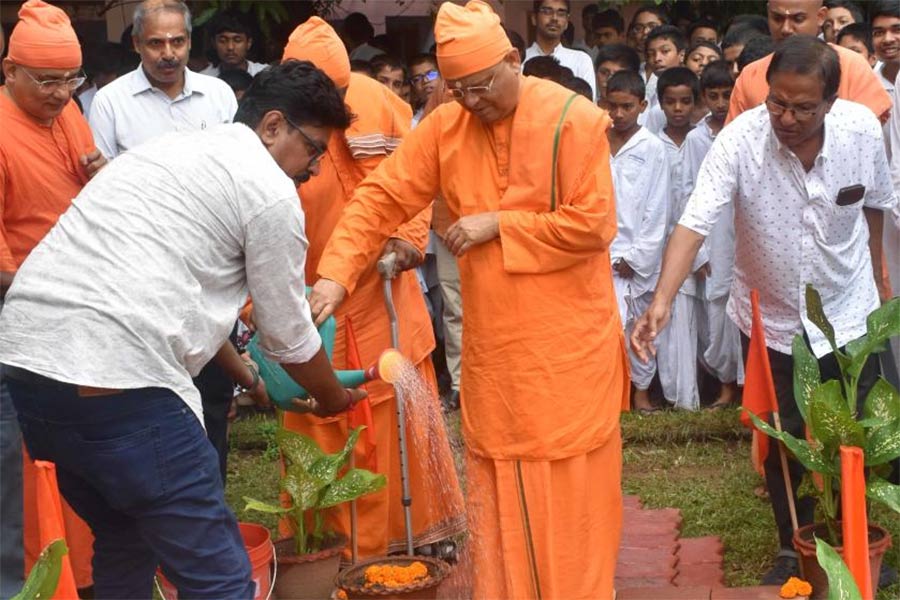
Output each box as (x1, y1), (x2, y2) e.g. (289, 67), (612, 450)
(0, 92), (95, 587)
(317, 76), (629, 598)
(726, 42), (892, 123)
(281, 72), (465, 557)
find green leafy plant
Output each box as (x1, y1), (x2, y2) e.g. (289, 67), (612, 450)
(244, 425), (385, 555)
(748, 285), (900, 545)
(193, 0), (289, 40)
(13, 539), (66, 600)
(815, 538), (862, 600)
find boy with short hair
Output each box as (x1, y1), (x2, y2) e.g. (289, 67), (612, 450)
(681, 60), (743, 408)
(837, 23), (877, 67)
(871, 0), (900, 93)
(595, 43), (641, 107)
(605, 70), (671, 413)
(654, 66), (704, 410)
(644, 25), (687, 112)
(592, 9), (626, 49)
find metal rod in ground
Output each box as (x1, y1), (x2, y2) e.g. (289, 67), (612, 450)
(377, 253), (415, 555)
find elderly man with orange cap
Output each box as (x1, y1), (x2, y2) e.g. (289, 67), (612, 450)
(0, 1), (104, 595)
(308, 1), (628, 597)
(258, 16), (466, 561)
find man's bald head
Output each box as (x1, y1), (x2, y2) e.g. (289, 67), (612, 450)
(767, 0), (827, 42)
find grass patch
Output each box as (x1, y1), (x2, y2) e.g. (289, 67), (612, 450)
(224, 409), (898, 597)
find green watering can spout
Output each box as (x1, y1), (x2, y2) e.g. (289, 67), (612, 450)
(245, 315), (396, 413)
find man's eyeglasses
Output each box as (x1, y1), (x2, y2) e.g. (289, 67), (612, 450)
(764, 96), (828, 122)
(20, 66), (86, 94)
(629, 22), (662, 34)
(447, 72), (496, 100)
(283, 114), (327, 166)
(410, 70), (440, 86)
(537, 6), (569, 19)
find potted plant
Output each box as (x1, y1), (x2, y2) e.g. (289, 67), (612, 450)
(244, 425), (386, 600)
(748, 285), (900, 598)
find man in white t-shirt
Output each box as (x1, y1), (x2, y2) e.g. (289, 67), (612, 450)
(0, 60), (363, 600)
(871, 1), (899, 94)
(524, 0), (597, 101)
(199, 11), (268, 78)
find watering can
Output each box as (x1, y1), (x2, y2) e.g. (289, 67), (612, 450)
(245, 311), (405, 413)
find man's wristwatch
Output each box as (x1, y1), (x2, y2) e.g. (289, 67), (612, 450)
(240, 361), (260, 393)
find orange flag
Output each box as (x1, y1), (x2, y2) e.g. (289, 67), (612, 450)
(840, 446), (873, 600)
(32, 461), (79, 600)
(344, 316), (377, 471)
(741, 289), (779, 474)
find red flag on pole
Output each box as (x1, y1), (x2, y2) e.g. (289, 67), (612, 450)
(840, 446), (873, 600)
(345, 316), (377, 471)
(32, 460), (80, 600)
(741, 289), (780, 474)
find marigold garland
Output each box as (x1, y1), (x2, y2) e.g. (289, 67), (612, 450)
(363, 561), (430, 588)
(779, 576), (813, 598)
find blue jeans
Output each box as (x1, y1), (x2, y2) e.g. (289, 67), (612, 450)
(7, 372), (253, 600)
(0, 373), (24, 600)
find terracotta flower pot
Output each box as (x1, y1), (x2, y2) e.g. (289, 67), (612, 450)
(792, 522), (892, 599)
(335, 555), (451, 600)
(274, 534), (347, 600)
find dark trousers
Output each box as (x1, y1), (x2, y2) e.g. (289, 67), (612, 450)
(6, 372), (253, 600)
(0, 374), (23, 600)
(740, 334), (880, 550)
(194, 361), (234, 483)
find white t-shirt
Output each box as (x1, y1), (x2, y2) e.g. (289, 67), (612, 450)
(0, 124), (321, 423)
(89, 66), (238, 159)
(679, 100), (897, 356)
(200, 60), (269, 78)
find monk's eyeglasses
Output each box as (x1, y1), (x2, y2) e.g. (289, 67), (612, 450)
(283, 114), (327, 166)
(447, 72), (496, 100)
(20, 67), (86, 94)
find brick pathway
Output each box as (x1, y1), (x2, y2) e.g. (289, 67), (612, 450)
(434, 494), (785, 599)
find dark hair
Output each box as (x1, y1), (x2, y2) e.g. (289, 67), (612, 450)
(766, 36), (841, 100)
(343, 13), (374, 44)
(564, 76), (593, 100)
(208, 10), (253, 38)
(836, 23), (874, 54)
(657, 66), (699, 102)
(593, 9), (625, 34)
(630, 4), (669, 29)
(533, 0), (571, 14)
(582, 3), (599, 20)
(737, 36), (774, 70)
(726, 14), (770, 37)
(349, 59), (373, 75)
(218, 68), (254, 92)
(595, 43), (641, 73)
(523, 55), (563, 79)
(370, 55), (406, 77)
(504, 26), (526, 62)
(722, 23), (769, 51)
(824, 0), (864, 23)
(606, 70), (645, 99)
(83, 42), (129, 78)
(871, 0), (900, 21)
(687, 18), (718, 42)
(686, 41), (724, 60)
(409, 53), (437, 71)
(234, 60), (353, 130)
(699, 60), (734, 91)
(646, 24), (687, 52)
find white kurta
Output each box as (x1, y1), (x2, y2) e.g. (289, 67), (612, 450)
(609, 126), (670, 390)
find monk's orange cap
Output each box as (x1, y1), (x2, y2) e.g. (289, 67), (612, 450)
(8, 0), (82, 70)
(435, 0), (512, 82)
(282, 17), (351, 89)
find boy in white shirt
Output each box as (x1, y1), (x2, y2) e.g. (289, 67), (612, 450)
(605, 70), (671, 413)
(681, 60), (743, 408)
(655, 66), (704, 410)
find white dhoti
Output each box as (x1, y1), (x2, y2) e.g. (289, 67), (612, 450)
(657, 292), (700, 410)
(700, 295), (745, 385)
